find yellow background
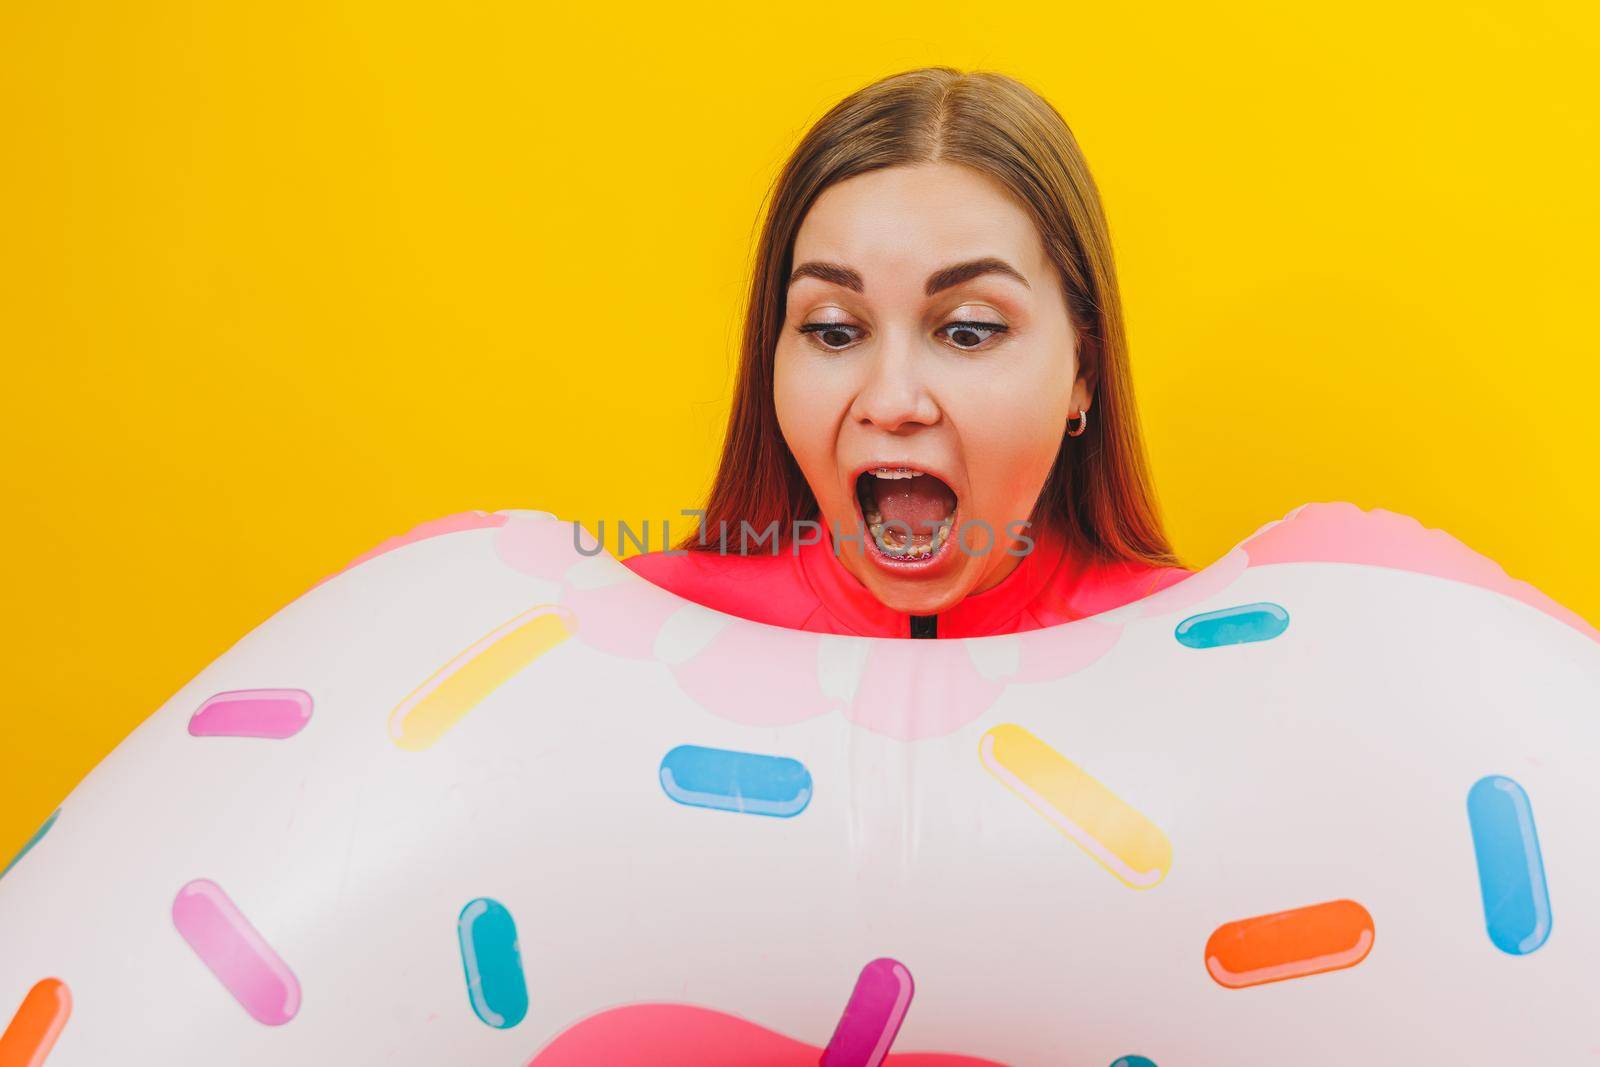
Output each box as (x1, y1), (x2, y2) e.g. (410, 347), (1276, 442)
(3, 3), (1596, 857)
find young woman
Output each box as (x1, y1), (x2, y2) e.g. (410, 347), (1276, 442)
(625, 66), (1192, 639)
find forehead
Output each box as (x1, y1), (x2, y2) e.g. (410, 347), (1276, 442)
(792, 162), (1050, 285)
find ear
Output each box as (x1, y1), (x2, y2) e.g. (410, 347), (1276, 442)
(1070, 364), (1097, 415)
(1069, 331), (1099, 413)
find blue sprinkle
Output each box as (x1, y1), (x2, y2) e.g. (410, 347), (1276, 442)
(659, 745), (813, 818)
(1111, 1057), (1158, 1067)
(0, 808), (60, 882)
(1174, 603), (1290, 649)
(1467, 775), (1552, 955)
(457, 897), (529, 1028)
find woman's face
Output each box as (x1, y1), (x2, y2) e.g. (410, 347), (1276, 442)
(774, 161), (1091, 615)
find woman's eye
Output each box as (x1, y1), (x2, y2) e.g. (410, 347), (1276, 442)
(798, 323), (864, 351)
(939, 320), (1008, 350)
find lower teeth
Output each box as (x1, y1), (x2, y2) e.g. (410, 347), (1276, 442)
(864, 510), (952, 558)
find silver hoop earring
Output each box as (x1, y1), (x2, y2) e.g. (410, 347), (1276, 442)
(1067, 409), (1089, 438)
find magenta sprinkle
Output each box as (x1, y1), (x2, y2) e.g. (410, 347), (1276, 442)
(820, 957), (915, 1067)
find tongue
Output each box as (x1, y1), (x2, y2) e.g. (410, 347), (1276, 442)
(873, 477), (956, 539)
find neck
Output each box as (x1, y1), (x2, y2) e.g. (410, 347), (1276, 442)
(797, 523), (1070, 639)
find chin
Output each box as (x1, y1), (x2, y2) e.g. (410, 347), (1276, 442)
(873, 580), (963, 616)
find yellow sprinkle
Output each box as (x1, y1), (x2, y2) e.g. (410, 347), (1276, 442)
(389, 605), (575, 751)
(980, 723), (1171, 889)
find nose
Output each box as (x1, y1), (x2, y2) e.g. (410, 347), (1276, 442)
(850, 329), (941, 433)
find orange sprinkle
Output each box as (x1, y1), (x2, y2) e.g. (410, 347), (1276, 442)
(0, 978), (71, 1067)
(1205, 899), (1374, 989)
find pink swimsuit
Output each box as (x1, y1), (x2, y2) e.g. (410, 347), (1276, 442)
(622, 526), (1193, 639)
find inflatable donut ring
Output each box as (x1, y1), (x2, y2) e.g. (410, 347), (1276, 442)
(2, 501), (1597, 1065)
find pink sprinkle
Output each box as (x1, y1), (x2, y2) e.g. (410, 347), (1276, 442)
(172, 879), (301, 1026)
(820, 958), (915, 1067)
(188, 689), (312, 739)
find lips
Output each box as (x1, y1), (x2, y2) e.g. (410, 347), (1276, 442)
(852, 465), (959, 562)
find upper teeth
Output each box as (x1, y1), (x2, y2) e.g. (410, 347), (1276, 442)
(870, 467), (922, 480)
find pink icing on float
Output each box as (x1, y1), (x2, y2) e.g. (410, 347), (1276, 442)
(490, 511), (1159, 740)
(312, 509), (513, 589)
(480, 503), (1600, 740)
(525, 1003), (1002, 1067)
(1238, 502), (1600, 642)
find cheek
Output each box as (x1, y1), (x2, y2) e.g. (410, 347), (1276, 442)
(773, 346), (838, 478)
(949, 356), (1073, 510)
(965, 410), (1064, 504)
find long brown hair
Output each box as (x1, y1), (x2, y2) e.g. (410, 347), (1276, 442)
(679, 66), (1181, 567)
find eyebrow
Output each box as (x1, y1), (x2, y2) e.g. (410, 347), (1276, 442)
(787, 256), (1031, 297)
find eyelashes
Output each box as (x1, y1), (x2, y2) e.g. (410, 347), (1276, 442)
(796, 323), (865, 351)
(939, 321), (1008, 350)
(796, 320), (1009, 353)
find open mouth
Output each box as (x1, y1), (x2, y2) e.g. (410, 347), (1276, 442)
(854, 466), (959, 563)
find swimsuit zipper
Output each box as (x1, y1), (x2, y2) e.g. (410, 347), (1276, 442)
(909, 614), (937, 639)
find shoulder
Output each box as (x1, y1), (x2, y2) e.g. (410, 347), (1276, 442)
(621, 548), (820, 630)
(1089, 557), (1195, 600)
(1035, 552), (1195, 624)
(622, 547), (792, 588)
